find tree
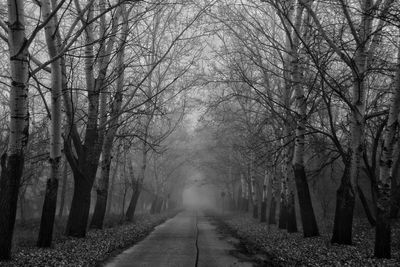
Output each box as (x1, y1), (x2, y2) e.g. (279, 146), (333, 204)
(63, 0), (120, 237)
(0, 0), (30, 259)
(301, 0), (395, 245)
(37, 0), (63, 247)
(374, 34), (400, 258)
(90, 3), (129, 229)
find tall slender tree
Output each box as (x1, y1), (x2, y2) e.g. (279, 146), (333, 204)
(37, 0), (63, 247)
(0, 0), (30, 259)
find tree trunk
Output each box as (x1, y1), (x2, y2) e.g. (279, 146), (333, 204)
(390, 185), (400, 218)
(278, 196), (287, 229)
(374, 38), (400, 258)
(19, 187), (26, 225)
(58, 159), (68, 220)
(357, 185), (376, 226)
(90, 184), (109, 229)
(62, 0), (118, 237)
(240, 174), (248, 211)
(293, 164), (319, 237)
(331, 165), (355, 245)
(260, 200), (267, 222)
(390, 143), (400, 218)
(0, 155), (25, 260)
(106, 159), (119, 216)
(251, 177), (258, 219)
(150, 196), (158, 214)
(0, 0), (29, 260)
(269, 195), (277, 225)
(90, 4), (127, 229)
(37, 0), (63, 248)
(90, 139), (113, 229)
(260, 171), (269, 222)
(37, 176), (59, 247)
(286, 191), (298, 233)
(290, 2), (319, 237)
(65, 171), (93, 237)
(125, 182), (142, 221)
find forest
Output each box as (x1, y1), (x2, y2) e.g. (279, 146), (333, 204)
(1, 0), (400, 266)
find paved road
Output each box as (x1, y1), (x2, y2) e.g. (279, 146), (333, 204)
(105, 210), (254, 267)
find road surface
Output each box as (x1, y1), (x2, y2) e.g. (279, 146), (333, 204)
(105, 210), (254, 267)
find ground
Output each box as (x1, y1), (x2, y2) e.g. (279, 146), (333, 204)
(0, 211), (177, 266)
(212, 212), (400, 266)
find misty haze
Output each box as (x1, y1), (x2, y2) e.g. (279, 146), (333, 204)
(1, 0), (400, 266)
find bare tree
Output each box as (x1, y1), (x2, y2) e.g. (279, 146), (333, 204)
(0, 0), (30, 260)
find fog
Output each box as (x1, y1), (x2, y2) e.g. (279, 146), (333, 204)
(182, 185), (217, 210)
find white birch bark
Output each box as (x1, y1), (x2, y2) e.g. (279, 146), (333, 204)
(263, 170), (270, 203)
(375, 35), (400, 258)
(42, 0), (62, 176)
(7, 0), (29, 156)
(241, 174), (246, 199)
(291, 2), (306, 168)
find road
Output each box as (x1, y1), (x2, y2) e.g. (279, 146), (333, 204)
(105, 210), (254, 267)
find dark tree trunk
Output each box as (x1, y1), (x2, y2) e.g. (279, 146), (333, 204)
(260, 200), (267, 222)
(389, 143), (400, 218)
(375, 182), (391, 258)
(278, 198), (287, 229)
(252, 203), (258, 219)
(243, 198), (249, 212)
(286, 191), (298, 233)
(390, 185), (400, 218)
(156, 198), (163, 213)
(125, 183), (142, 221)
(19, 188), (26, 225)
(0, 154), (25, 260)
(357, 185), (376, 226)
(150, 197), (158, 214)
(64, 130), (101, 237)
(37, 177), (59, 247)
(65, 171), (93, 237)
(239, 197), (244, 211)
(331, 166), (355, 245)
(90, 158), (112, 229)
(58, 161), (68, 220)
(390, 156), (400, 218)
(293, 163), (319, 237)
(90, 187), (108, 229)
(106, 161), (118, 216)
(268, 196), (277, 225)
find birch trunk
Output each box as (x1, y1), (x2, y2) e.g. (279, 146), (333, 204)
(374, 39), (400, 258)
(106, 153), (120, 216)
(0, 0), (29, 260)
(240, 174), (247, 211)
(251, 175), (258, 219)
(278, 164), (288, 229)
(331, 161), (354, 244)
(260, 170), (269, 222)
(268, 170), (277, 225)
(37, 0), (63, 248)
(390, 145), (400, 217)
(245, 177), (250, 212)
(58, 158), (69, 220)
(290, 1), (318, 237)
(279, 0), (293, 230)
(126, 144), (147, 221)
(249, 158), (258, 219)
